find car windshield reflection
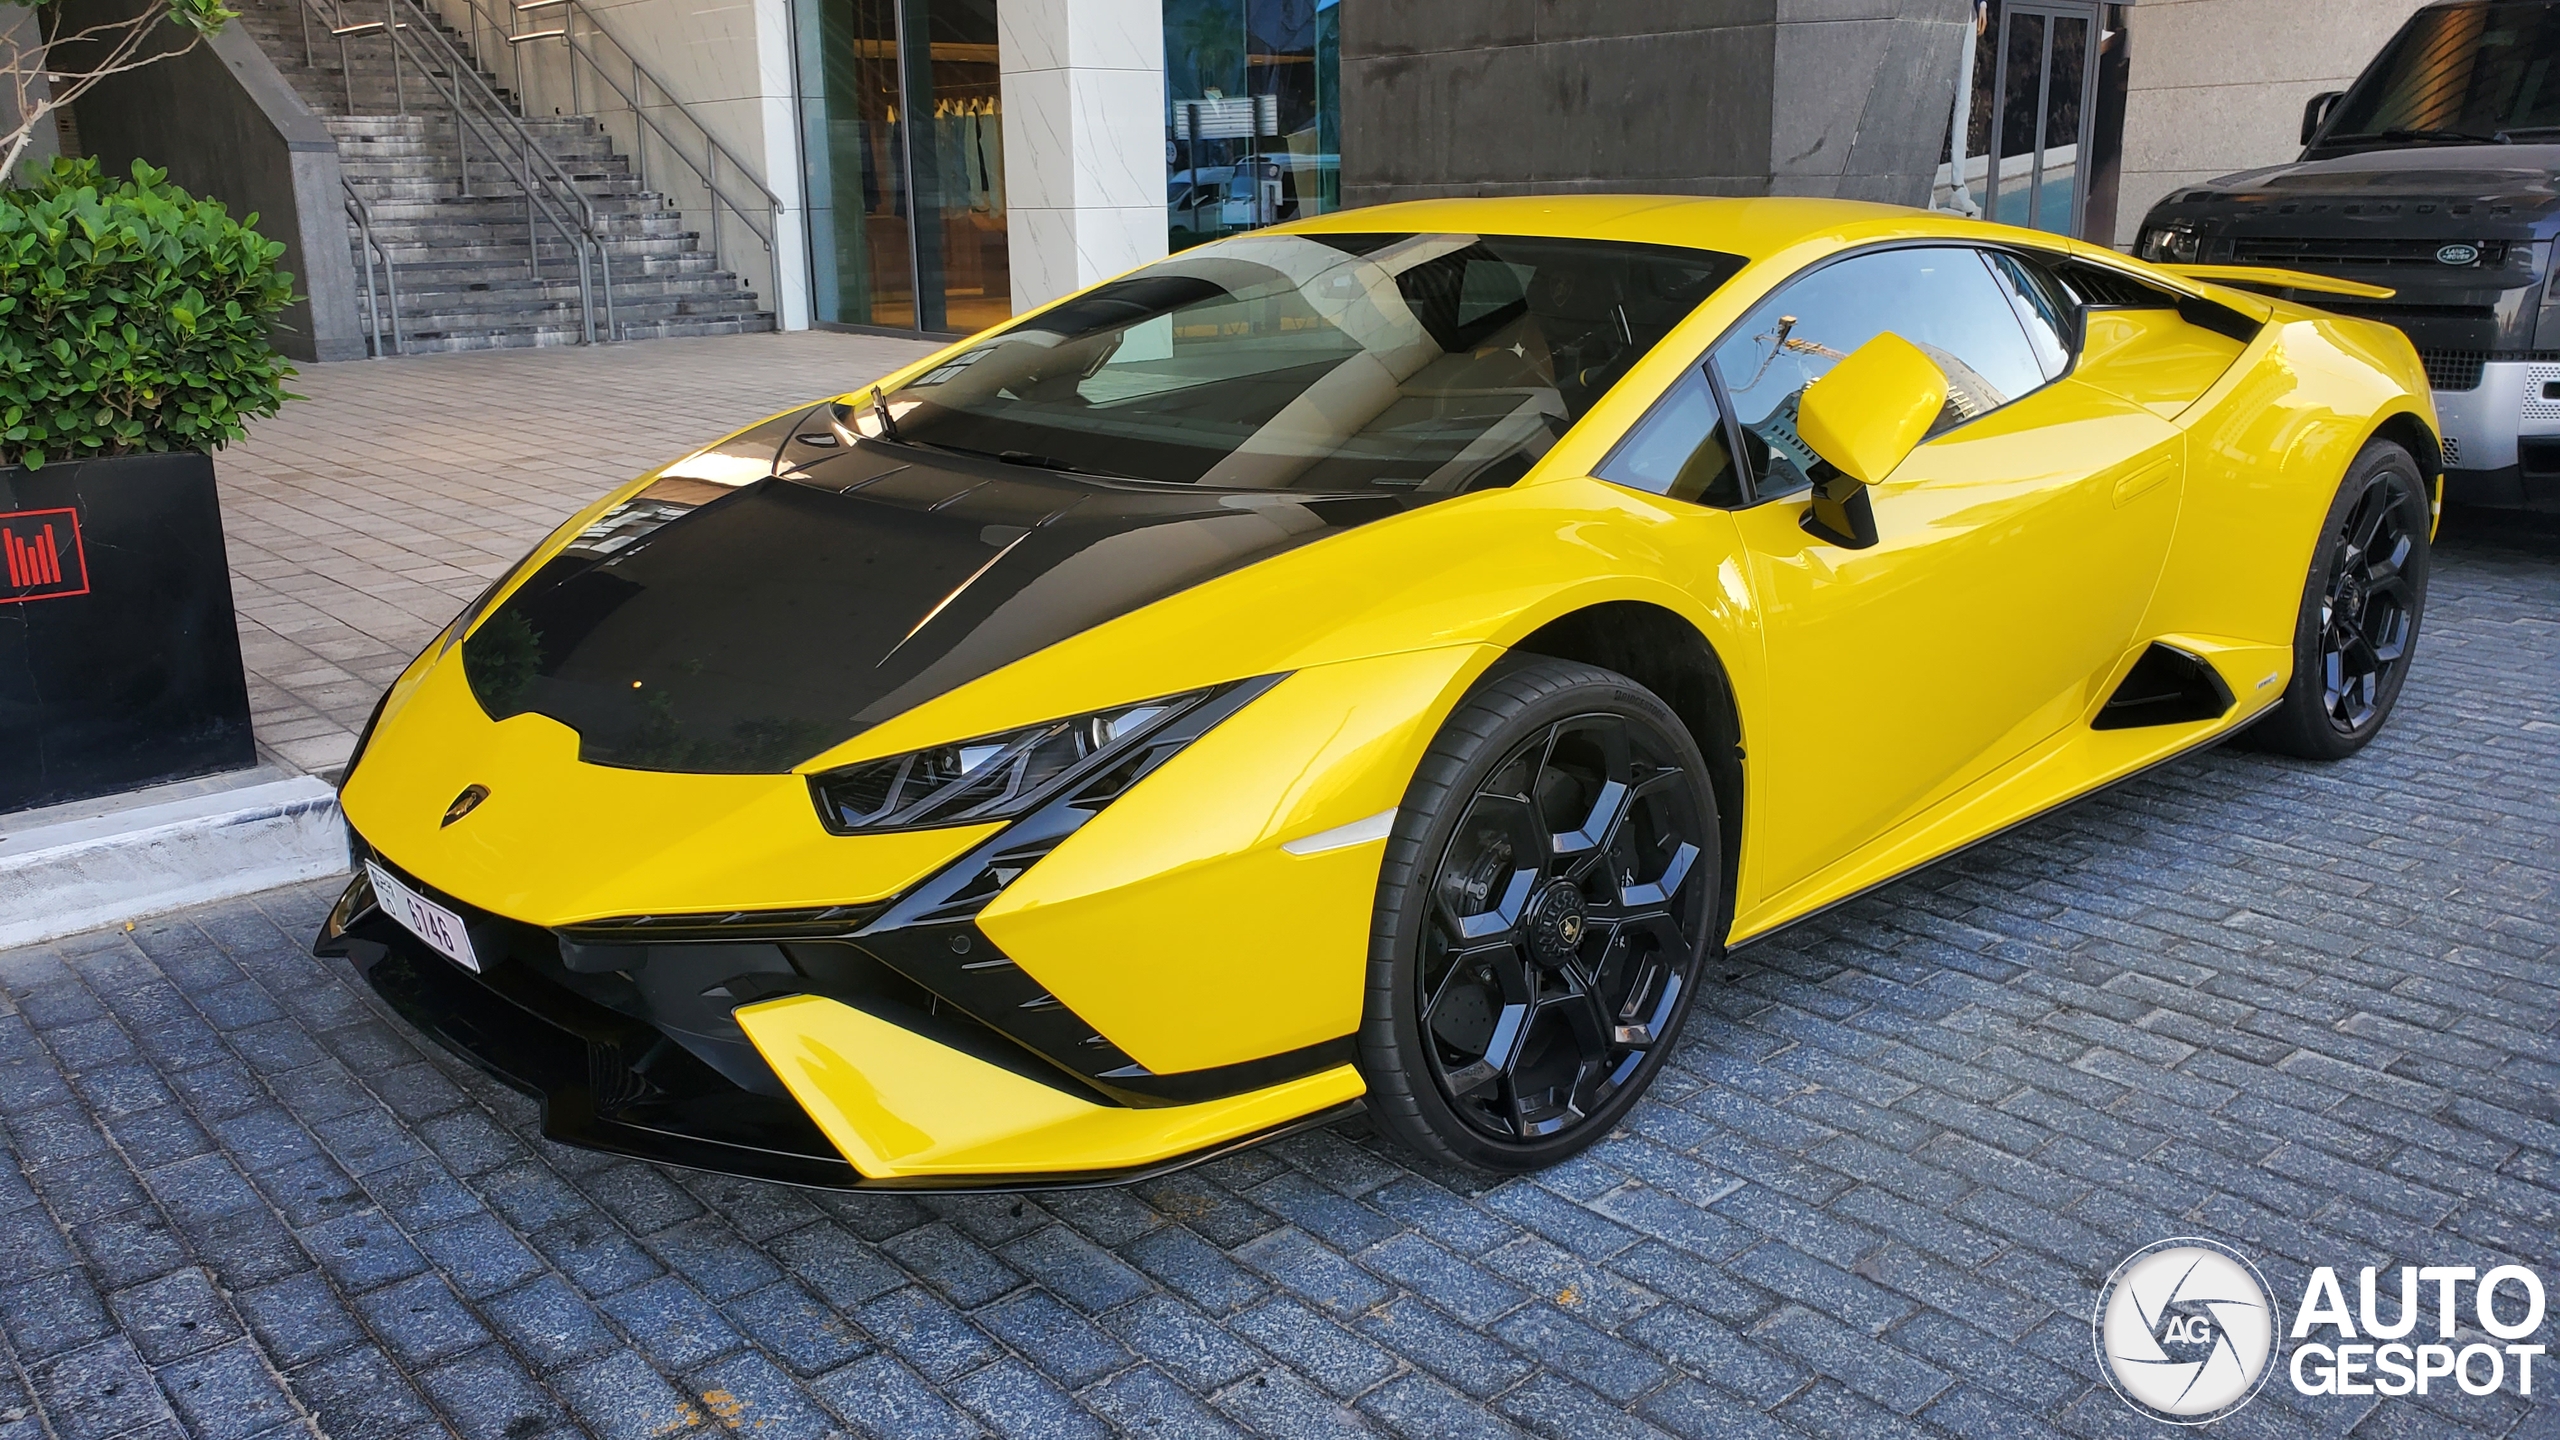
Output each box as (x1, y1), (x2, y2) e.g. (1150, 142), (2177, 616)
(860, 231), (1744, 494)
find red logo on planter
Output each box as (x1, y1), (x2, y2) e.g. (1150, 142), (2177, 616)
(1, 507), (88, 603)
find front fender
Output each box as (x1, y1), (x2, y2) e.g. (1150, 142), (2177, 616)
(978, 643), (1498, 1076)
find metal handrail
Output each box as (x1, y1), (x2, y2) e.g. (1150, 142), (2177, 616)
(291, 0), (617, 342)
(382, 0), (617, 341)
(442, 0), (781, 303)
(343, 179), (407, 356)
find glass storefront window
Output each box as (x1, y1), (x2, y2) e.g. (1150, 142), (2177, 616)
(1166, 0), (1342, 252)
(797, 0), (1008, 333)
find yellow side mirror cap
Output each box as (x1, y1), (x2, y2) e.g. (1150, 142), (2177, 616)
(1796, 332), (1950, 485)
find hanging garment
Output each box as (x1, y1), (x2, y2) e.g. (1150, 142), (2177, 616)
(981, 102), (1005, 217)
(941, 110), (973, 220)
(962, 107), (990, 213)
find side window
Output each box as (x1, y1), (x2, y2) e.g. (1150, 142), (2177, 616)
(1984, 250), (2077, 380)
(1710, 247), (2051, 495)
(1594, 367), (1743, 508)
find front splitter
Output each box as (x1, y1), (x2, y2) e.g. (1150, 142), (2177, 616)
(317, 892), (1363, 1192)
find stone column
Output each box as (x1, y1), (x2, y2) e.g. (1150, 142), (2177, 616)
(1000, 0), (1167, 314)
(753, 0), (811, 329)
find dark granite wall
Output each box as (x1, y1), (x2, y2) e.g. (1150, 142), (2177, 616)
(59, 1), (366, 360)
(1340, 0), (1968, 212)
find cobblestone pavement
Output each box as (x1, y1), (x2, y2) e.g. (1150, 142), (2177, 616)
(2, 519), (2555, 1440)
(219, 332), (936, 776)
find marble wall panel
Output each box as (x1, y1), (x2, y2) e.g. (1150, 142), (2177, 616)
(1001, 0), (1167, 312)
(1067, 64), (1164, 211)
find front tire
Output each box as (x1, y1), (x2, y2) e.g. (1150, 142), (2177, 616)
(2250, 438), (2430, 760)
(1360, 658), (1722, 1174)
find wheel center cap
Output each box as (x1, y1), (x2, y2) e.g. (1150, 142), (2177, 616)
(1524, 881), (1589, 966)
(2337, 571), (2367, 619)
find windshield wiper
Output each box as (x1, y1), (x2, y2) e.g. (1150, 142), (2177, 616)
(869, 429), (1137, 481)
(993, 449), (1132, 479)
(869, 386), (901, 443)
(2368, 126), (2512, 145)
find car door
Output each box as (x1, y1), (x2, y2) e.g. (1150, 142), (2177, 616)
(1711, 245), (2187, 899)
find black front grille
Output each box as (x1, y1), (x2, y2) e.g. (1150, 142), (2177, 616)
(330, 909), (866, 1187)
(2323, 301), (2503, 323)
(2420, 349), (2488, 391)
(2230, 236), (2509, 269)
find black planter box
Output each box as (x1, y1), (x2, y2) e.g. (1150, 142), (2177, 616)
(0, 451), (255, 814)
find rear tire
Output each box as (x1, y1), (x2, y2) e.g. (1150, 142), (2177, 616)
(1359, 658), (1722, 1174)
(2249, 438), (2430, 760)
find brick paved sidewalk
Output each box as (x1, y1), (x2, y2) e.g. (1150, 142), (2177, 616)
(217, 332), (938, 776)
(1, 522), (2554, 1440)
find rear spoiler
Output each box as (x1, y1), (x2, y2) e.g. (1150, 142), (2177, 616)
(2157, 264), (2396, 301)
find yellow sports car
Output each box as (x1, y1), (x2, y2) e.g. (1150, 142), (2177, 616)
(317, 197), (2438, 1189)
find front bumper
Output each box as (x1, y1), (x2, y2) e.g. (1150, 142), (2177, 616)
(2434, 360), (2560, 512)
(315, 861), (1363, 1190)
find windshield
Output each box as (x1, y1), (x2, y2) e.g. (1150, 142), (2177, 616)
(2325, 1), (2560, 141)
(860, 231), (1744, 493)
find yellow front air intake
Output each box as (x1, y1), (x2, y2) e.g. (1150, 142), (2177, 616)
(734, 994), (1364, 1180)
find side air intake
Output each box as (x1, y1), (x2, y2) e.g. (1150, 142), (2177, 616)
(2094, 644), (2235, 730)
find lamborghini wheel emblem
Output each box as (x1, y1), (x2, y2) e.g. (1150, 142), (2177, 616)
(442, 785), (490, 827)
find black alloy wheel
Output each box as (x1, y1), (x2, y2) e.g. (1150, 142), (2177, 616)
(2251, 438), (2430, 761)
(2315, 469), (2420, 731)
(1362, 658), (1721, 1173)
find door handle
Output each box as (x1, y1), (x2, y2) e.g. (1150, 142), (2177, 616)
(2111, 455), (2176, 507)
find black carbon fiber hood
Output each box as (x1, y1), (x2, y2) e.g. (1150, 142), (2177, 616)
(459, 435), (1414, 772)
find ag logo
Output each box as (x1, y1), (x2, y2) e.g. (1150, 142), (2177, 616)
(2096, 1238), (2280, 1424)
(2437, 243), (2483, 266)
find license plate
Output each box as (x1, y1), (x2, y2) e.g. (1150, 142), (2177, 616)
(366, 861), (481, 973)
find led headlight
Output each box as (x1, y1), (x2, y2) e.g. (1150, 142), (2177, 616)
(2138, 225), (2203, 265)
(810, 689), (1217, 833)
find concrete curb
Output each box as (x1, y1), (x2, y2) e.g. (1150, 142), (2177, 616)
(0, 769), (350, 951)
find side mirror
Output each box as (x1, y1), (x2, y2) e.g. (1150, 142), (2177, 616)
(2302, 90), (2344, 145)
(1793, 331), (1948, 549)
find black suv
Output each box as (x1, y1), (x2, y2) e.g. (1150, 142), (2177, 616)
(2137, 0), (2560, 513)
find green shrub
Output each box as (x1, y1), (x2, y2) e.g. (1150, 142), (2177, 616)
(0, 156), (297, 469)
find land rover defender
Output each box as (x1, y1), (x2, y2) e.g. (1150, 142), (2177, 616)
(2137, 0), (2560, 512)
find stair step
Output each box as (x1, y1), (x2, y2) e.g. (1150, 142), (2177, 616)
(343, 272), (756, 305)
(386, 297), (767, 329)
(348, 194), (665, 221)
(356, 253), (731, 283)
(346, 235), (717, 264)
(389, 314), (776, 353)
(346, 224), (702, 250)
(345, 181), (650, 203)
(326, 113), (599, 135)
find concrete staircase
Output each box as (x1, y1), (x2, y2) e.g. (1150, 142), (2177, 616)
(232, 0), (774, 351)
